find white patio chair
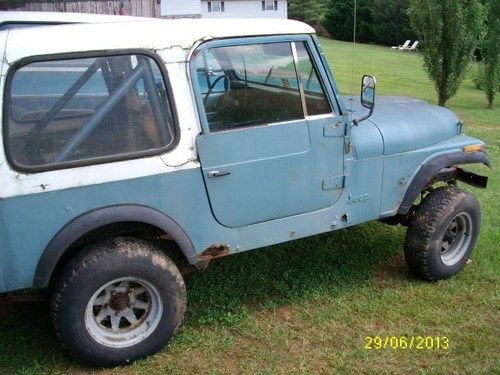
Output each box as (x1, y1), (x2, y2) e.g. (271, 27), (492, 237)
(403, 41), (419, 52)
(391, 40), (410, 50)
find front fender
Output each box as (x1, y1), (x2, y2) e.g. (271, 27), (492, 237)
(398, 151), (490, 215)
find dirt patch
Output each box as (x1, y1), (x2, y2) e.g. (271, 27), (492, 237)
(314, 359), (329, 374)
(253, 304), (297, 329)
(373, 252), (412, 287)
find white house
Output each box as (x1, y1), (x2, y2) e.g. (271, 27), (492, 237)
(161, 0), (287, 19)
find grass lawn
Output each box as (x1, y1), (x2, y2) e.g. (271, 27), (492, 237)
(0, 39), (498, 374)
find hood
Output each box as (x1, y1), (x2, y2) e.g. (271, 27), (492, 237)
(344, 96), (461, 155)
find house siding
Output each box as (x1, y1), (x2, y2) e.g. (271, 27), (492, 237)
(201, 1), (287, 19)
(161, 0), (201, 17)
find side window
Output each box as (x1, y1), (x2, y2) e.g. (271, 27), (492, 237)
(295, 42), (332, 116)
(6, 54), (174, 170)
(194, 42), (303, 132)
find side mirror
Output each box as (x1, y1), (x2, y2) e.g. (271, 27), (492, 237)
(361, 75), (376, 108)
(353, 75), (376, 125)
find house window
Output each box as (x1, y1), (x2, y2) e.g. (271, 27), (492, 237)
(262, 1), (278, 11)
(208, 1), (225, 12)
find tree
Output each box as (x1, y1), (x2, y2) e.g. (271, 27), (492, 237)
(408, 0), (485, 107)
(288, 0), (327, 32)
(370, 0), (415, 47)
(322, 0), (372, 43)
(483, 0), (499, 108)
(298, 0), (414, 46)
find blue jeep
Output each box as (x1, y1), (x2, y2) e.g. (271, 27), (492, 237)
(0, 17), (489, 366)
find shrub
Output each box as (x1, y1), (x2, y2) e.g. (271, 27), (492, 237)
(471, 63), (500, 93)
(471, 64), (486, 91)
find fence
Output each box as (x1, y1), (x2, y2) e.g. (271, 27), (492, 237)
(0, 0), (161, 18)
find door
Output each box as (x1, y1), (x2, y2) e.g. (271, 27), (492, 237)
(192, 37), (345, 228)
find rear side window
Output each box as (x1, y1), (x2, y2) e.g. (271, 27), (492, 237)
(6, 53), (174, 171)
(194, 42), (304, 132)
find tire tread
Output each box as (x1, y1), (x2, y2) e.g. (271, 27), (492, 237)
(51, 237), (186, 366)
(404, 186), (474, 281)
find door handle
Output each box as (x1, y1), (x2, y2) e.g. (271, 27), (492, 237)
(208, 170), (231, 178)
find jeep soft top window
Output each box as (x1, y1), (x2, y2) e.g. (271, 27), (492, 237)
(194, 42), (304, 132)
(6, 53), (174, 171)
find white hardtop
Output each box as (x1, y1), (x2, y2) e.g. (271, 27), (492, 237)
(3, 17), (315, 64)
(0, 11), (145, 25)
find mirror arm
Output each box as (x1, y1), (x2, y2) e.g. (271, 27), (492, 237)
(352, 104), (375, 126)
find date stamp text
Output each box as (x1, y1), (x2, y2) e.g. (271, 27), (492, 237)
(364, 336), (449, 350)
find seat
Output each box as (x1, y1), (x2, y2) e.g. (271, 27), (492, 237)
(391, 40), (410, 50)
(402, 41), (419, 52)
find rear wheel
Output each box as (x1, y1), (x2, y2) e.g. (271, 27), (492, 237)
(51, 237), (186, 366)
(404, 186), (480, 281)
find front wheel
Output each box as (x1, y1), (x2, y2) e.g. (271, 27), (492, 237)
(51, 237), (186, 366)
(404, 186), (481, 281)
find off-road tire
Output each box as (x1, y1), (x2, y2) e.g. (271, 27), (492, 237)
(51, 237), (186, 366)
(404, 186), (480, 281)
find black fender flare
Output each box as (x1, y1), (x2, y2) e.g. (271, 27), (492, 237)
(398, 151), (491, 215)
(33, 205), (197, 288)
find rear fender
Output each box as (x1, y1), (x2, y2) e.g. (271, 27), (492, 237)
(33, 205), (197, 289)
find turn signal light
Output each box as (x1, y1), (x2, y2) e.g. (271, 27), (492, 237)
(463, 144), (485, 153)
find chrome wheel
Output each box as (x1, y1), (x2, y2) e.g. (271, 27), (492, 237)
(85, 277), (163, 348)
(440, 212), (473, 267)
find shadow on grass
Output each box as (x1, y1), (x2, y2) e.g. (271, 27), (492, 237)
(184, 222), (408, 325)
(0, 222), (409, 372)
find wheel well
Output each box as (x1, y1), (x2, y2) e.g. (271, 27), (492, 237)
(48, 221), (192, 288)
(398, 151), (490, 215)
(34, 205), (199, 289)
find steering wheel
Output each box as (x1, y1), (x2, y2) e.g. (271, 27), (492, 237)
(203, 74), (231, 112)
